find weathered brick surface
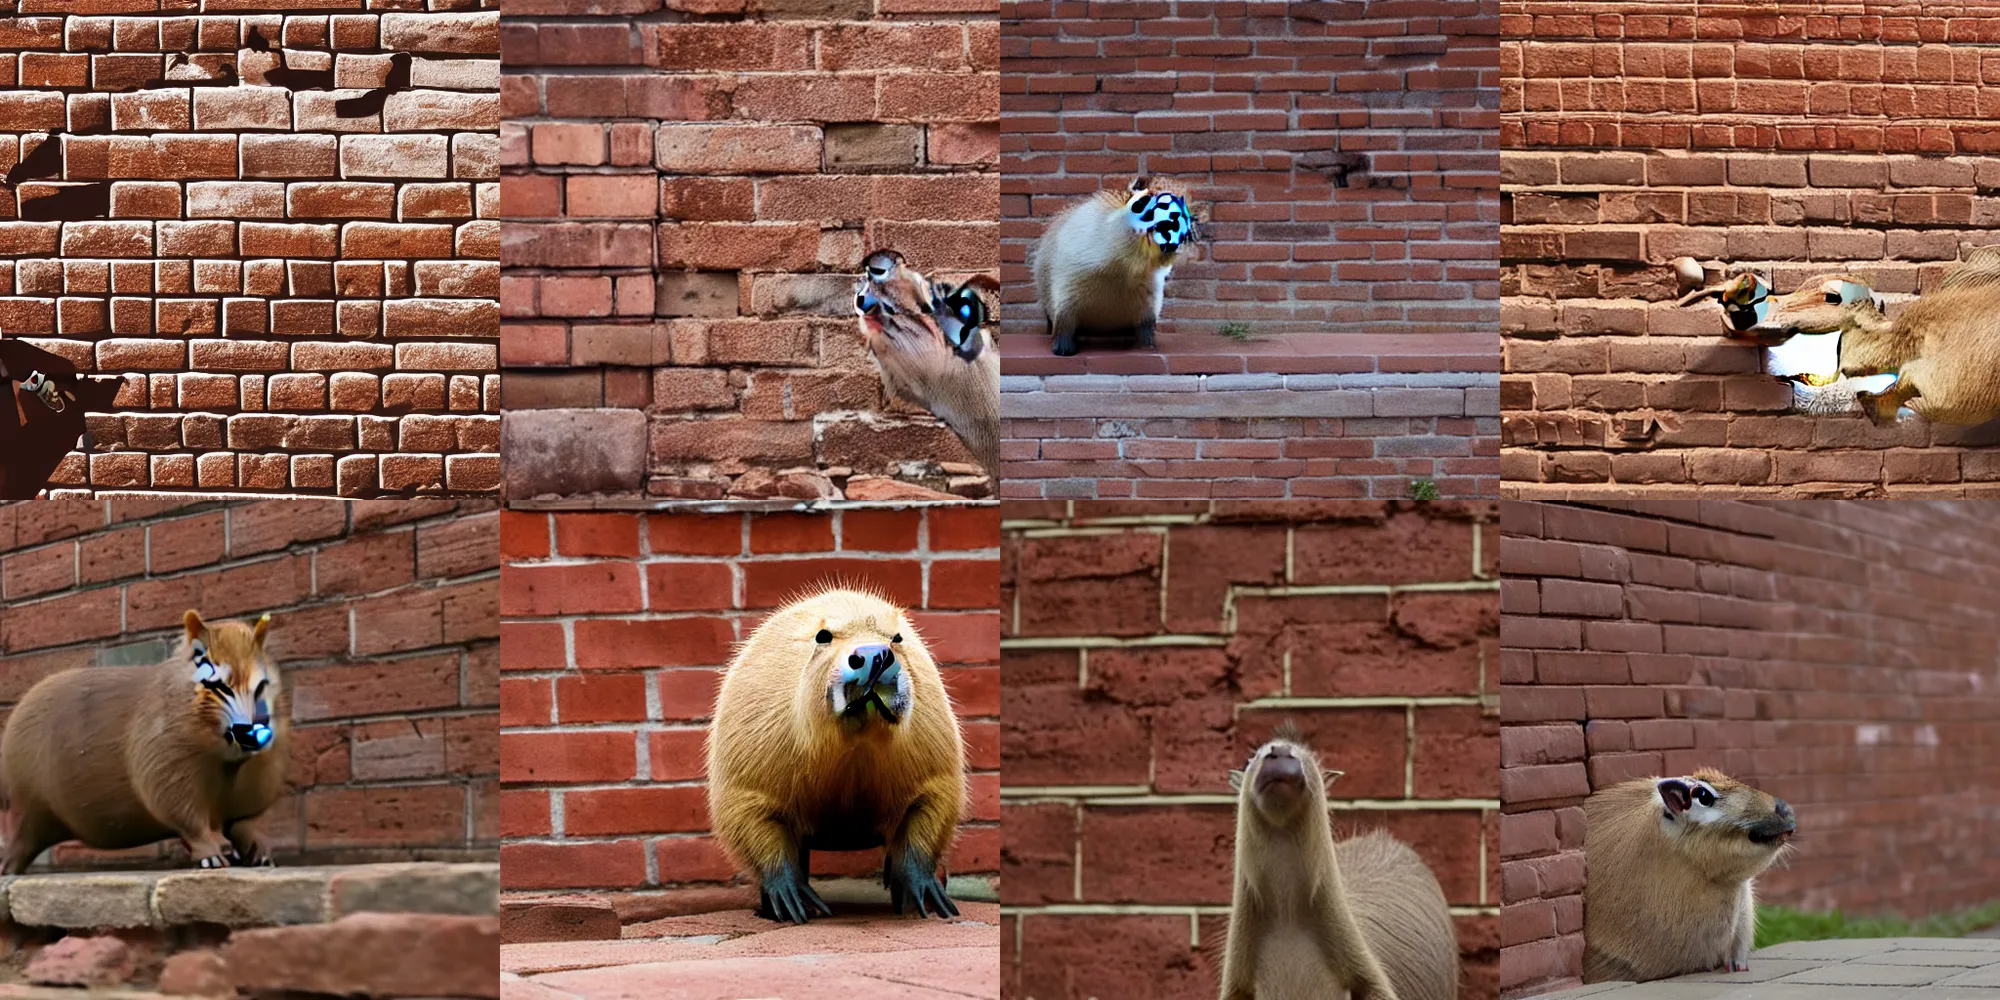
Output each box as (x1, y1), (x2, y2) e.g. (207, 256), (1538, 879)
(1499, 500), (2000, 997)
(0, 499), (499, 867)
(499, 1), (999, 503)
(497, 507), (1001, 895)
(998, 1), (1502, 501)
(2, 9), (500, 498)
(1500, 4), (2000, 495)
(1000, 500), (1499, 1000)
(1000, 382), (1502, 499)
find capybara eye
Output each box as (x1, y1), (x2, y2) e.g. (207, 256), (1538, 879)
(815, 629), (833, 644)
(892, 633), (902, 643)
(1694, 786), (1716, 807)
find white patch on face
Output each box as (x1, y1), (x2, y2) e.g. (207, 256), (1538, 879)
(1764, 330), (1839, 380)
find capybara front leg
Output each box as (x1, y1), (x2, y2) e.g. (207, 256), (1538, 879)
(1134, 316), (1156, 349)
(885, 780), (962, 919)
(1855, 372), (1920, 427)
(758, 851), (831, 925)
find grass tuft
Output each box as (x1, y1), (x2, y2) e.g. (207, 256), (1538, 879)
(1757, 902), (2000, 948)
(1408, 479), (1442, 501)
(1218, 321), (1252, 342)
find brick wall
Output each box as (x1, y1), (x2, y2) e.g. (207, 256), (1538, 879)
(1000, 499), (1500, 1000)
(495, 506), (1001, 898)
(2, 9), (500, 498)
(1000, 0), (1500, 342)
(0, 498), (500, 866)
(1499, 499), (2000, 997)
(996, 0), (1502, 504)
(1500, 2), (2000, 495)
(497, 0), (1000, 504)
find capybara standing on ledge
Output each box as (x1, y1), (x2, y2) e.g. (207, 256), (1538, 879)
(706, 586), (966, 924)
(0, 610), (288, 872)
(1584, 769), (1797, 982)
(1220, 726), (1459, 1000)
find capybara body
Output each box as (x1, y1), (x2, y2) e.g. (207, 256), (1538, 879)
(1220, 728), (1459, 1000)
(1583, 769), (1796, 982)
(0, 610), (287, 872)
(706, 586), (966, 923)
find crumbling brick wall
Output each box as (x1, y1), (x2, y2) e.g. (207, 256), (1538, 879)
(1500, 499), (2000, 997)
(1, 8), (500, 497)
(496, 506), (1000, 898)
(0, 498), (500, 866)
(498, 1), (1000, 504)
(1501, 2), (2000, 495)
(1001, 499), (1499, 1000)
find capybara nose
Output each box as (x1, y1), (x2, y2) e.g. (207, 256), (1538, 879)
(228, 723), (272, 752)
(1774, 798), (1795, 829)
(856, 292), (879, 315)
(1267, 744), (1293, 758)
(845, 643), (895, 682)
(1256, 754), (1304, 789)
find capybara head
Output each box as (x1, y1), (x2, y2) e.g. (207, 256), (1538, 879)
(1679, 270), (1884, 346)
(1230, 723), (1341, 825)
(1652, 769), (1796, 876)
(855, 250), (994, 363)
(1123, 176), (1192, 256)
(785, 588), (921, 731)
(183, 610), (278, 757)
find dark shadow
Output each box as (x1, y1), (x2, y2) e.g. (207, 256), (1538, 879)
(334, 52), (411, 118)
(20, 184), (110, 222)
(245, 28), (334, 90)
(0, 341), (122, 501)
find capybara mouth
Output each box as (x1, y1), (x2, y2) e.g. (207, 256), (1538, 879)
(1746, 822), (1794, 847)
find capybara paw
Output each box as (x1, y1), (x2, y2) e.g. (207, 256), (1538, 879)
(195, 853), (231, 870)
(1051, 335), (1079, 357)
(1853, 389), (1898, 427)
(1135, 320), (1156, 349)
(227, 834), (273, 867)
(887, 854), (958, 919)
(755, 860), (831, 925)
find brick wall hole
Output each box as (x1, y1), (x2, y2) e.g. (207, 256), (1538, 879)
(1501, 3), (2000, 494)
(1, 10), (501, 497)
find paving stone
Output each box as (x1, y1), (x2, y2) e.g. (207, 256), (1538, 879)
(153, 870), (329, 928)
(1778, 963), (1954, 986)
(328, 862), (499, 917)
(156, 949), (232, 998)
(1677, 959), (1822, 983)
(25, 935), (133, 987)
(9, 874), (159, 929)
(1870, 950), (2000, 967)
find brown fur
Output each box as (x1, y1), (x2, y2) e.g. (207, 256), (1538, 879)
(1682, 252), (2000, 426)
(705, 586), (965, 921)
(1220, 731), (1458, 1000)
(1031, 176), (1184, 356)
(0, 610), (288, 872)
(853, 250), (1000, 473)
(1583, 769), (1795, 983)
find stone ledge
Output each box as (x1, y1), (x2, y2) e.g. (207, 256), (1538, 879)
(1002, 385), (1496, 419)
(0, 863), (497, 930)
(1536, 938), (2000, 1000)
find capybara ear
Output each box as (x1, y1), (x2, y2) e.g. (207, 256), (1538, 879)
(1322, 769), (1345, 792)
(253, 613), (272, 646)
(183, 609), (205, 641)
(1129, 176), (1149, 192)
(1228, 769), (1245, 792)
(1658, 778), (1693, 816)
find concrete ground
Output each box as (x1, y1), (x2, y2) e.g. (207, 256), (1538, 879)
(1544, 938), (2000, 1000)
(501, 884), (999, 1000)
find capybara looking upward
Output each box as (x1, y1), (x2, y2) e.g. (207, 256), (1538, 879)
(706, 586), (966, 924)
(1583, 769), (1797, 982)
(1219, 726), (1459, 1000)
(0, 610), (288, 872)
